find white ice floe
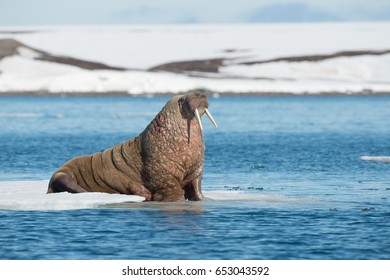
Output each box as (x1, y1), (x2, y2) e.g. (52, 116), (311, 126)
(0, 180), (144, 211)
(360, 156), (390, 163)
(0, 181), (315, 211)
(0, 22), (390, 94)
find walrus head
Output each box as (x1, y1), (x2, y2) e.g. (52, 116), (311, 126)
(178, 91), (218, 138)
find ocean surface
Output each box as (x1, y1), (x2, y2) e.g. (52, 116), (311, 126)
(0, 95), (389, 260)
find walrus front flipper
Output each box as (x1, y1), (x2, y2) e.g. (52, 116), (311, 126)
(184, 176), (205, 201)
(47, 171), (87, 194)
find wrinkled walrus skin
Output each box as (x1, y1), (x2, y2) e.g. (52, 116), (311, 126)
(47, 91), (216, 202)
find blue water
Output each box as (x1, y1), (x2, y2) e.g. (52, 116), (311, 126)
(0, 95), (390, 259)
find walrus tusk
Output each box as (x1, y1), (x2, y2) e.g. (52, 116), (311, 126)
(194, 108), (203, 134)
(205, 108), (218, 128)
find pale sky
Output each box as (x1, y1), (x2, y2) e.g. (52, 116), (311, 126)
(0, 0), (390, 25)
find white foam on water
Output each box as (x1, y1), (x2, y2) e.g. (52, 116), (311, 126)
(206, 190), (318, 204)
(361, 156), (390, 163)
(0, 180), (144, 211)
(0, 113), (44, 118)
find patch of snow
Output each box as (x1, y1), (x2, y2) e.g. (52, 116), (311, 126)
(1, 23), (390, 94)
(222, 54), (390, 83)
(17, 46), (40, 59)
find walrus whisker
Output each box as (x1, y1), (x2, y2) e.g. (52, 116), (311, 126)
(187, 118), (191, 144)
(205, 108), (218, 128)
(194, 108), (203, 134)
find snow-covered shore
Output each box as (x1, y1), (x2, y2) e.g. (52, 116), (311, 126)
(0, 22), (390, 95)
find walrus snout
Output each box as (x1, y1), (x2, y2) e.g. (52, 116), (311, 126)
(179, 91), (218, 134)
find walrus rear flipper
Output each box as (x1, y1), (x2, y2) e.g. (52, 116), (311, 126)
(47, 171), (87, 194)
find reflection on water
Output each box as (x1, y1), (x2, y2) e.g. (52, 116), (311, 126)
(102, 201), (206, 216)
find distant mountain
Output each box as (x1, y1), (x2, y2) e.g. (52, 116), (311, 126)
(247, 2), (341, 22)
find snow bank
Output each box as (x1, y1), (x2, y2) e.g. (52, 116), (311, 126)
(1, 23), (390, 94)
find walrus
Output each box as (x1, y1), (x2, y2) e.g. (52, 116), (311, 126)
(47, 91), (217, 202)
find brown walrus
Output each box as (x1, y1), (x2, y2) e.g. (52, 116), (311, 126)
(47, 91), (217, 202)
